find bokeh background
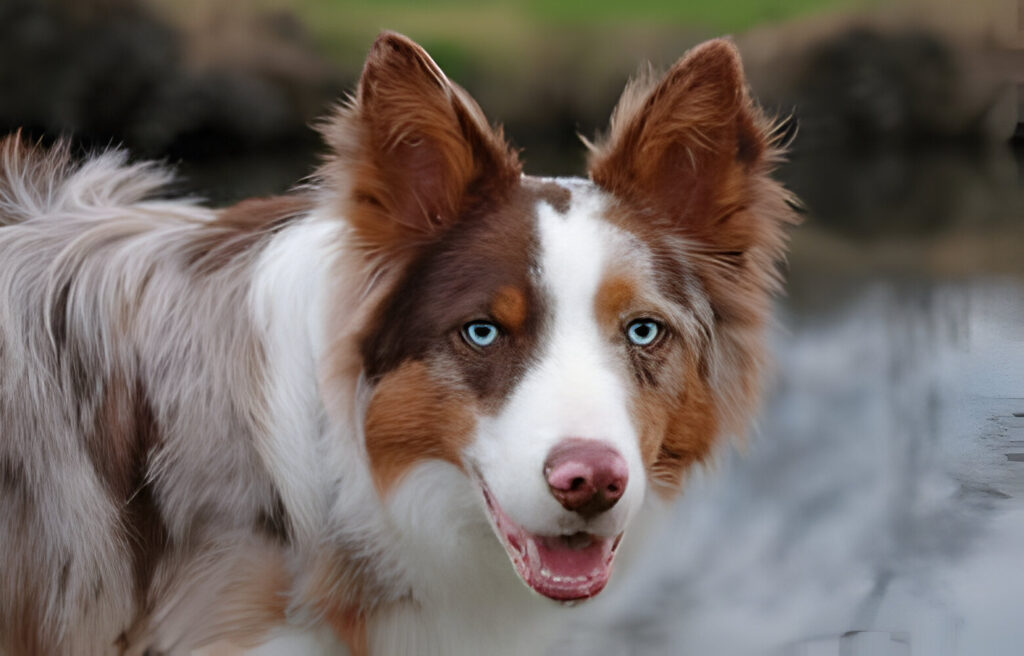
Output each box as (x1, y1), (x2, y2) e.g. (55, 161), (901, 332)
(2, 0), (1022, 654)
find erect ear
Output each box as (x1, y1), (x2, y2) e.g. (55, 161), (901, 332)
(590, 40), (798, 447)
(321, 32), (521, 255)
(587, 39), (772, 252)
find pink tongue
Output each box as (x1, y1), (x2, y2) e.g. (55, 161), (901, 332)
(481, 485), (618, 601)
(523, 533), (614, 601)
(535, 534), (605, 576)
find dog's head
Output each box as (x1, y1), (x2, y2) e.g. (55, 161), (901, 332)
(320, 33), (794, 602)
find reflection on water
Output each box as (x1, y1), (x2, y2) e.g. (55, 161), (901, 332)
(556, 278), (1024, 655)
(783, 144), (1021, 238)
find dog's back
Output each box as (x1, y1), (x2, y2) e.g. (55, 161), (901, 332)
(0, 138), (314, 654)
(2, 140), (173, 653)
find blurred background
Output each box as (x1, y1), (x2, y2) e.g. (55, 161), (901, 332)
(2, 0), (1021, 654)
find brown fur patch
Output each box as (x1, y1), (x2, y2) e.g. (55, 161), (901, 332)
(364, 360), (476, 493)
(324, 606), (369, 656)
(1, 606), (46, 655)
(0, 518), (47, 655)
(633, 355), (719, 494)
(491, 285), (527, 334)
(187, 195), (314, 273)
(296, 548), (396, 650)
(87, 375), (155, 502)
(522, 177), (572, 214)
(209, 550), (291, 648)
(594, 275), (637, 332)
(119, 539), (292, 655)
(86, 374), (167, 611)
(253, 491), (290, 545)
(187, 543), (292, 652)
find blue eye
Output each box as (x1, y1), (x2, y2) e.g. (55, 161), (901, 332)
(462, 321), (500, 348)
(626, 319), (661, 346)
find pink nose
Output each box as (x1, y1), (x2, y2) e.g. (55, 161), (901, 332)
(544, 439), (628, 518)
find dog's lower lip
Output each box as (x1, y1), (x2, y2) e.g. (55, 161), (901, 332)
(478, 483), (622, 601)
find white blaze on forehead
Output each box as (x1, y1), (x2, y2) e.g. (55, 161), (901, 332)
(533, 188), (623, 424)
(470, 180), (646, 537)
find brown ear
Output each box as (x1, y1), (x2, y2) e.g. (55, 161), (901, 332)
(321, 32), (521, 255)
(587, 39), (771, 251)
(590, 40), (798, 446)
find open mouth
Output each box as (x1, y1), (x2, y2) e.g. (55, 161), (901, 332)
(480, 483), (623, 602)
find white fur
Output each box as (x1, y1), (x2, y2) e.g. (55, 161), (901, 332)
(379, 461), (566, 656)
(468, 183), (646, 539)
(235, 626), (342, 656)
(249, 212), (341, 544)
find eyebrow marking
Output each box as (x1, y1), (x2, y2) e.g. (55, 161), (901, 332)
(594, 274), (637, 332)
(491, 285), (527, 334)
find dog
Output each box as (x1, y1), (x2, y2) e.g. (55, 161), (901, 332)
(0, 32), (796, 655)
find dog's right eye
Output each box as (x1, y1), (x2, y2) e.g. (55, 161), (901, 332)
(462, 321), (500, 348)
(625, 318), (662, 347)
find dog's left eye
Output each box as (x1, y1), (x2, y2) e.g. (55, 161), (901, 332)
(625, 319), (661, 346)
(462, 321), (500, 348)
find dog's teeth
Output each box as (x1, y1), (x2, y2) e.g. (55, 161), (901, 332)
(525, 537), (540, 567)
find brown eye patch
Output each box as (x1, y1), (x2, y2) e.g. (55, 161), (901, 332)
(359, 182), (566, 409)
(357, 181), (582, 491)
(594, 272), (675, 385)
(593, 243), (721, 493)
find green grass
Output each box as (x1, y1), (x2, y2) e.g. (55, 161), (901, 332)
(286, 0), (873, 29)
(264, 0), (878, 65)
(526, 0), (873, 29)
